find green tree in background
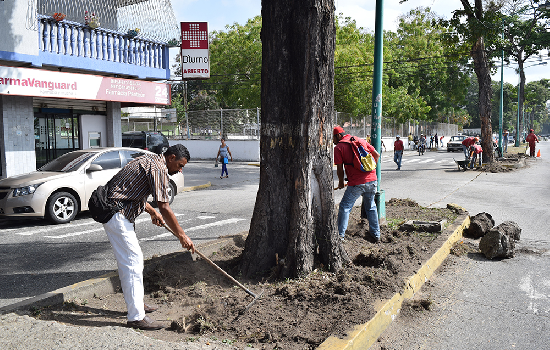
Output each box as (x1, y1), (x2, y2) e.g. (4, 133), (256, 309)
(208, 16), (262, 109)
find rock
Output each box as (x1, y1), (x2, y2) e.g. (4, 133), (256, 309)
(479, 222), (520, 259)
(497, 221), (521, 241)
(466, 212), (495, 238)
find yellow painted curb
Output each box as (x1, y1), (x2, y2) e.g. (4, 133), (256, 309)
(181, 182), (211, 192)
(318, 215), (470, 350)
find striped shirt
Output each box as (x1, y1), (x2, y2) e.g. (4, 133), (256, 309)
(108, 153), (170, 223)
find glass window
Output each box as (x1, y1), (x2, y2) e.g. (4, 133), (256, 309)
(121, 150), (145, 167)
(40, 152), (96, 172)
(92, 151), (121, 170)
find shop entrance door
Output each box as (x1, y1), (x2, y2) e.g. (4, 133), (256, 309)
(34, 112), (80, 169)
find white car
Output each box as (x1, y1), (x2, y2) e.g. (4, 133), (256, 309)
(0, 148), (184, 224)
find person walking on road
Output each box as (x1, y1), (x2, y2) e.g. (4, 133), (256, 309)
(333, 126), (381, 243)
(525, 129), (539, 157)
(462, 136), (477, 159)
(408, 133), (413, 150)
(435, 133), (439, 148)
(105, 144), (195, 331)
(216, 138), (233, 178)
(393, 135), (404, 170)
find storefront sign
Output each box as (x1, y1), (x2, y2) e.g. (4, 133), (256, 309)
(181, 22), (210, 80)
(0, 66), (170, 105)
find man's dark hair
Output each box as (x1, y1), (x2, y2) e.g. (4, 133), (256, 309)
(165, 144), (190, 161)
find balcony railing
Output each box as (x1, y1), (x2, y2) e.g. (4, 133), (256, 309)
(37, 15), (169, 79)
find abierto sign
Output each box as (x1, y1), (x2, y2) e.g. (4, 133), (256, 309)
(0, 66), (170, 105)
(181, 22), (210, 80)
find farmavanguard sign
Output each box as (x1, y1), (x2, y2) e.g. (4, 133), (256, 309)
(181, 22), (210, 80)
(0, 66), (170, 105)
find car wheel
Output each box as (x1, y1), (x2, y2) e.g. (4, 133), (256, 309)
(46, 191), (79, 224)
(167, 182), (175, 204)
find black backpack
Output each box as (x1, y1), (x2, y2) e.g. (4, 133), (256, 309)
(88, 182), (122, 223)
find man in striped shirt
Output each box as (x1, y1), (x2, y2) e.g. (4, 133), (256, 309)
(104, 144), (194, 330)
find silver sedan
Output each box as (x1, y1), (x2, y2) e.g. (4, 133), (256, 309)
(0, 148), (184, 224)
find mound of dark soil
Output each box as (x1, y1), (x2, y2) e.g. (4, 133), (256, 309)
(27, 199), (460, 350)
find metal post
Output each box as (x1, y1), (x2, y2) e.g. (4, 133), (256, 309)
(370, 0), (385, 222)
(498, 26), (504, 157)
(515, 77), (520, 146)
(256, 107), (260, 139)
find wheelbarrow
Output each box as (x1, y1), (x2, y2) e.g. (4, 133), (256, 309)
(454, 158), (469, 171)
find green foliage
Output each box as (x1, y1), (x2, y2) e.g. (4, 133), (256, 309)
(208, 16), (262, 109)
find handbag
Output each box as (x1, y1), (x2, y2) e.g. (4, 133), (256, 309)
(223, 157), (229, 164)
(88, 183), (122, 223)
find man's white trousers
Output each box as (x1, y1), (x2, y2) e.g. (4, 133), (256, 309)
(104, 213), (145, 321)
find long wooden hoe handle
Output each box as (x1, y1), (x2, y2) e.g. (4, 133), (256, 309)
(161, 223), (258, 299)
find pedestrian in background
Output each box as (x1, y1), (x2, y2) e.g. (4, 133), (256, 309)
(394, 135), (404, 170)
(104, 145), (195, 331)
(435, 133), (439, 148)
(429, 135), (434, 148)
(333, 126), (381, 243)
(216, 138), (233, 178)
(440, 135), (444, 147)
(525, 129), (539, 157)
(408, 133), (413, 150)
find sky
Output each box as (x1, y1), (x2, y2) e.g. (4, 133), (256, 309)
(171, 0), (549, 85)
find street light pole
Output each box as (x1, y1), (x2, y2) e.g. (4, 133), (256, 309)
(371, 0), (385, 222)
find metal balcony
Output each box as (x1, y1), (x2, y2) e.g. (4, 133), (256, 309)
(37, 15), (170, 80)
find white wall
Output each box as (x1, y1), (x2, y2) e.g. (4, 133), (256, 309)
(0, 0), (40, 56)
(80, 114), (107, 149)
(169, 140), (260, 162)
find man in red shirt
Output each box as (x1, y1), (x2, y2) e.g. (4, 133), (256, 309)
(525, 129), (539, 157)
(393, 135), (404, 170)
(469, 143), (483, 169)
(462, 136), (478, 159)
(333, 126), (381, 243)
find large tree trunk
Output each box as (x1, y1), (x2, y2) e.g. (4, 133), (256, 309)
(240, 0), (348, 279)
(471, 36), (494, 163)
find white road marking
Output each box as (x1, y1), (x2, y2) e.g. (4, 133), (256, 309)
(43, 213), (186, 239)
(139, 218), (246, 242)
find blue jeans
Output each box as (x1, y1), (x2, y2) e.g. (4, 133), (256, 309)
(394, 150), (403, 169)
(338, 181), (380, 239)
(463, 145), (469, 159)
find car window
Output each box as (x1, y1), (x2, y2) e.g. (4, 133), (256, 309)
(147, 133), (166, 147)
(92, 151), (122, 170)
(39, 152), (96, 172)
(121, 150), (145, 167)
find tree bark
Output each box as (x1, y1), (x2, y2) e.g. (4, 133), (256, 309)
(471, 36), (494, 163)
(240, 0), (348, 279)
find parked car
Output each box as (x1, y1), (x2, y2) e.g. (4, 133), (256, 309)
(122, 131), (169, 154)
(447, 135), (466, 152)
(0, 148), (184, 224)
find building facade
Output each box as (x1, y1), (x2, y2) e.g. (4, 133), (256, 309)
(0, 0), (178, 178)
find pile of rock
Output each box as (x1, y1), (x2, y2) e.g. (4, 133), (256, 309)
(465, 212), (521, 259)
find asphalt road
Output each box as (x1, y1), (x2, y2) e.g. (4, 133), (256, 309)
(0, 144), (542, 314)
(371, 141), (550, 350)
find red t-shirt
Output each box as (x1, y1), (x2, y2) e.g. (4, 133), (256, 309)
(394, 139), (404, 151)
(462, 137), (475, 147)
(334, 134), (377, 186)
(526, 133), (538, 146)
(473, 144), (482, 154)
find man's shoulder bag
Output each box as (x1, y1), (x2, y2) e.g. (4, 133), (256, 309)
(88, 183), (122, 223)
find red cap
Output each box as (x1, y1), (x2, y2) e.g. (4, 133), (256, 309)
(530, 129), (534, 132)
(333, 126), (344, 135)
